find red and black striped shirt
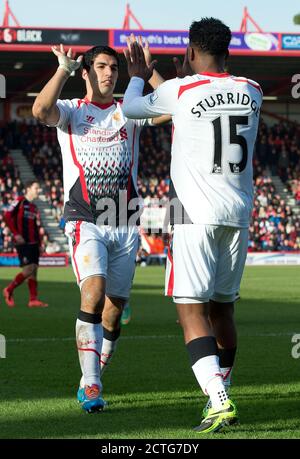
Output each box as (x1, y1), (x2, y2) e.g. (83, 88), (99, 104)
(4, 197), (40, 245)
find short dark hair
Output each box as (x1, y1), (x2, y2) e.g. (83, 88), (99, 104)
(189, 18), (231, 56)
(24, 180), (38, 191)
(82, 45), (120, 72)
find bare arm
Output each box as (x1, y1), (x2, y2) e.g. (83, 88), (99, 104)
(32, 45), (82, 125)
(124, 37), (192, 126)
(125, 36), (171, 125)
(144, 47), (192, 125)
(123, 44), (177, 120)
(32, 69), (69, 125)
(138, 36), (169, 124)
(148, 69), (165, 90)
(142, 39), (166, 89)
(151, 115), (171, 126)
(141, 37), (164, 89)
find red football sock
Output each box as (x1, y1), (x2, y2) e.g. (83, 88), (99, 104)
(28, 278), (38, 301)
(7, 273), (26, 294)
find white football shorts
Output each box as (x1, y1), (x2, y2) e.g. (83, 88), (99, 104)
(65, 221), (139, 299)
(165, 224), (249, 304)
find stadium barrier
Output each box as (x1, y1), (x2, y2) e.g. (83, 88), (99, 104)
(1, 252), (299, 267)
(0, 253), (69, 267)
(246, 252), (300, 265)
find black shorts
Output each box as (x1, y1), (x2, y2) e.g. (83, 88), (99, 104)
(16, 243), (40, 267)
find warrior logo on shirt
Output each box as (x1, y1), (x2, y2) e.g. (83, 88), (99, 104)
(85, 115), (95, 123)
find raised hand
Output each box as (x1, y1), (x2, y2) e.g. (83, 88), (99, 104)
(124, 40), (157, 82)
(172, 48), (193, 78)
(126, 34), (152, 67)
(138, 35), (152, 67)
(52, 44), (83, 75)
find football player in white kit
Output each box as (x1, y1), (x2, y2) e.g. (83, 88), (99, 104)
(33, 42), (168, 413)
(123, 18), (262, 432)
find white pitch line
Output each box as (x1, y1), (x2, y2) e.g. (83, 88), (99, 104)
(5, 332), (298, 343)
(6, 335), (179, 343)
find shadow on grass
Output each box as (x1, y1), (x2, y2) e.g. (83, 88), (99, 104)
(1, 278), (300, 423)
(0, 395), (299, 439)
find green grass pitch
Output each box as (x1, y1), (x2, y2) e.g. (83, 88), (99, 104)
(0, 265), (300, 439)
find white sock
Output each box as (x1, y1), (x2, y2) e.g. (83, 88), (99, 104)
(192, 355), (222, 394)
(206, 376), (228, 410)
(192, 355), (227, 410)
(79, 331), (120, 384)
(101, 337), (119, 375)
(221, 366), (233, 388)
(76, 318), (103, 388)
(205, 366), (232, 411)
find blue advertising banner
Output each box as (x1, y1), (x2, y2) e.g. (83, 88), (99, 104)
(112, 30), (279, 51)
(113, 30), (189, 49)
(0, 254), (68, 266)
(282, 34), (300, 50)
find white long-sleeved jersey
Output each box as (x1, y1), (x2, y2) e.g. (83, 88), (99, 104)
(123, 73), (262, 228)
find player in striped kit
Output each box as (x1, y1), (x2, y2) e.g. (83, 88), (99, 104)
(33, 41), (168, 413)
(3, 180), (48, 308)
(123, 18), (262, 433)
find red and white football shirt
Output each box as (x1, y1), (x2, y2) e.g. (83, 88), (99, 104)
(55, 98), (146, 224)
(123, 73), (263, 228)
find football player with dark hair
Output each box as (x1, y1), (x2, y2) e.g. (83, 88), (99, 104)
(3, 180), (48, 308)
(123, 17), (262, 433)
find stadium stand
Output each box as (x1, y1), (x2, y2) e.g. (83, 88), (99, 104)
(0, 123), (53, 253)
(17, 123), (64, 226)
(252, 120), (300, 251)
